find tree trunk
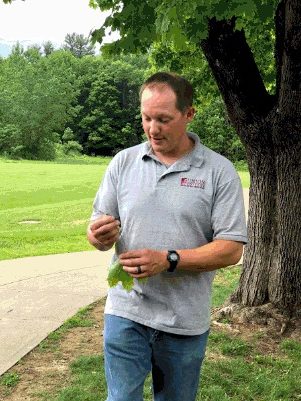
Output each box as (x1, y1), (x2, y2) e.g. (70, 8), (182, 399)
(233, 144), (277, 306)
(270, 141), (301, 310)
(201, 1), (301, 317)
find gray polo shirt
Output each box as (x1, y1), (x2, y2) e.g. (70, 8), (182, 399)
(92, 132), (247, 335)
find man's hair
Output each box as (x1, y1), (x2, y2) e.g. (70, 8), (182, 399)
(140, 72), (193, 113)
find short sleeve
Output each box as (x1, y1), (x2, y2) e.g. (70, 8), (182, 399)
(211, 178), (248, 244)
(90, 157), (120, 221)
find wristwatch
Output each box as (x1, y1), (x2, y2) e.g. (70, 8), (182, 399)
(167, 250), (180, 272)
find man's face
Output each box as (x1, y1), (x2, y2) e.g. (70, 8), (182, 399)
(141, 86), (194, 159)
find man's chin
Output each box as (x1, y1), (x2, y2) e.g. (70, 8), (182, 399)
(150, 139), (167, 150)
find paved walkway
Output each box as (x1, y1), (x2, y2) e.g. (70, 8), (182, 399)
(0, 189), (249, 376)
(0, 250), (113, 376)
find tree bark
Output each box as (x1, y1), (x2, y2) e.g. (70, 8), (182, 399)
(234, 142), (277, 306)
(201, 1), (301, 315)
(271, 0), (301, 311)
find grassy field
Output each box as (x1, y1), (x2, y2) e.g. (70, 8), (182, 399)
(0, 157), (111, 260)
(0, 157), (250, 261)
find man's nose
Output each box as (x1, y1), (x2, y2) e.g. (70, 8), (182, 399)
(149, 120), (160, 134)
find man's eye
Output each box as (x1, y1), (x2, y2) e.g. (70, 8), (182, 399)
(159, 119), (169, 124)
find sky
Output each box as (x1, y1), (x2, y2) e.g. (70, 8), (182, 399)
(0, 0), (116, 55)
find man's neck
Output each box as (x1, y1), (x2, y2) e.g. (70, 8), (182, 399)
(153, 137), (195, 165)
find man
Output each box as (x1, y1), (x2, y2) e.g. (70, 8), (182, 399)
(87, 72), (247, 401)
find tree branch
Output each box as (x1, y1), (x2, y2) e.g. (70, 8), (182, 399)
(200, 18), (274, 129)
(278, 0), (301, 116)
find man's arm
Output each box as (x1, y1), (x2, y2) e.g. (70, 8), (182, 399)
(120, 240), (244, 278)
(176, 240), (243, 272)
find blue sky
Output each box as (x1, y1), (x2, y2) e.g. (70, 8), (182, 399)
(0, 0), (116, 56)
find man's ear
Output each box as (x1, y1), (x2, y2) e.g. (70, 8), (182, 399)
(186, 106), (195, 122)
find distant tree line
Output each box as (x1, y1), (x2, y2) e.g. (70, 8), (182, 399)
(0, 33), (245, 162)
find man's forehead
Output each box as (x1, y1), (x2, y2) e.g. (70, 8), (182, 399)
(140, 86), (177, 111)
(141, 85), (176, 101)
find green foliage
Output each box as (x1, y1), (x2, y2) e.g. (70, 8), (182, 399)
(74, 55), (148, 155)
(0, 124), (23, 159)
(92, 0), (279, 54)
(107, 259), (134, 291)
(1, 52), (145, 158)
(62, 127), (75, 142)
(0, 49), (78, 160)
(62, 141), (83, 156)
(0, 373), (20, 388)
(43, 41), (55, 56)
(189, 97), (246, 162)
(60, 128), (83, 155)
(63, 33), (95, 58)
(108, 259), (148, 291)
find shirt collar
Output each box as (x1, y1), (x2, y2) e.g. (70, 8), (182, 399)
(141, 132), (204, 168)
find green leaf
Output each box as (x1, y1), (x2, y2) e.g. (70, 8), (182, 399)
(107, 259), (148, 291)
(107, 259), (134, 291)
(89, 0), (98, 9)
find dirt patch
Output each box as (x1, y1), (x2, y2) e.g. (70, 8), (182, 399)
(0, 298), (105, 401)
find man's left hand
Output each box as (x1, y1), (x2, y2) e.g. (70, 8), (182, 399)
(119, 249), (168, 278)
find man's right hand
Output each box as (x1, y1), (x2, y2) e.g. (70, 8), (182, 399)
(87, 215), (120, 251)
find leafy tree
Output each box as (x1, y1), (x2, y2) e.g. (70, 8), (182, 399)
(63, 33), (95, 58)
(23, 44), (42, 62)
(0, 124), (23, 158)
(43, 41), (55, 56)
(189, 97), (246, 162)
(0, 50), (78, 159)
(91, 0), (301, 319)
(10, 42), (24, 57)
(68, 54), (148, 155)
(60, 127), (83, 155)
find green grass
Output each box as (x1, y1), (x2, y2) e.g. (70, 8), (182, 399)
(0, 157), (249, 261)
(0, 372), (20, 388)
(238, 170), (250, 188)
(0, 157), (111, 260)
(211, 265), (241, 308)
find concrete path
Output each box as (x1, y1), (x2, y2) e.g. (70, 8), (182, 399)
(0, 250), (113, 376)
(0, 189), (249, 376)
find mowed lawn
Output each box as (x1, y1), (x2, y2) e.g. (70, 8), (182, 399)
(0, 158), (111, 260)
(0, 158), (250, 261)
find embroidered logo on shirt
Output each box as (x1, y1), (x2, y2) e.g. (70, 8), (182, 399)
(181, 177), (206, 189)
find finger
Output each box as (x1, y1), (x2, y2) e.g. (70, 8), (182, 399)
(96, 230), (120, 246)
(119, 257), (142, 267)
(92, 221), (120, 237)
(123, 266), (149, 278)
(119, 249), (145, 260)
(90, 216), (120, 231)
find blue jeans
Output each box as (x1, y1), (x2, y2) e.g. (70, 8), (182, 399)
(104, 314), (209, 401)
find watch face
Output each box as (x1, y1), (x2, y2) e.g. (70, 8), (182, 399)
(170, 253), (178, 262)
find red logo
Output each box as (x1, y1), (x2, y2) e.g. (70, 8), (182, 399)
(181, 177), (206, 189)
